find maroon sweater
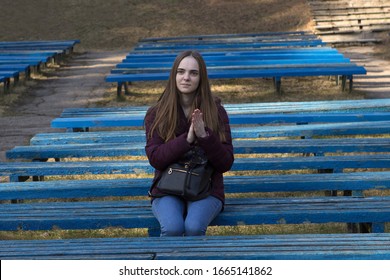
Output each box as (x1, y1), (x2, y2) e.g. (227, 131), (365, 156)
(144, 101), (234, 204)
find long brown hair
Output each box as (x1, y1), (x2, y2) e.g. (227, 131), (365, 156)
(147, 50), (226, 142)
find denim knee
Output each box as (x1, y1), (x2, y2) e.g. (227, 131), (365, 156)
(161, 224), (185, 236)
(184, 220), (206, 236)
(152, 196), (186, 237)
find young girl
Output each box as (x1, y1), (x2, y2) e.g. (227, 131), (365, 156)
(144, 50), (234, 236)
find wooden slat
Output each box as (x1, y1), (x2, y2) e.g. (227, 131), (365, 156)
(6, 138), (390, 160)
(60, 99), (390, 117)
(1, 233), (390, 260)
(0, 172), (389, 200)
(105, 65), (366, 85)
(1, 196), (390, 231)
(1, 154), (389, 178)
(50, 111), (387, 129)
(29, 121), (390, 145)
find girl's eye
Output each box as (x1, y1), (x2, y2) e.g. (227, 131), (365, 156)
(190, 71), (199, 77)
(177, 69), (185, 75)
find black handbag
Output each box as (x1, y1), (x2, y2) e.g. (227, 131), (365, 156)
(151, 147), (214, 201)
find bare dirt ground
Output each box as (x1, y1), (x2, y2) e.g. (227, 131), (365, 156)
(0, 0), (389, 162)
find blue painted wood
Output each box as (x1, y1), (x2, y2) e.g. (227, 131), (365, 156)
(123, 53), (346, 63)
(0, 40), (80, 52)
(0, 55), (49, 63)
(0, 71), (19, 79)
(114, 62), (355, 75)
(115, 59), (351, 72)
(0, 196), (390, 231)
(0, 40), (80, 47)
(60, 99), (390, 117)
(0, 64), (31, 71)
(30, 121), (390, 145)
(106, 65), (366, 84)
(1, 172), (388, 200)
(6, 138), (390, 160)
(1, 233), (390, 260)
(50, 112), (390, 129)
(126, 48), (340, 59)
(132, 40), (326, 52)
(0, 154), (388, 179)
(0, 60), (43, 67)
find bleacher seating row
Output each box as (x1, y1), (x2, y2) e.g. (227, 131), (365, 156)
(0, 40), (80, 93)
(105, 31), (366, 96)
(1, 98), (389, 259)
(309, 0), (390, 36)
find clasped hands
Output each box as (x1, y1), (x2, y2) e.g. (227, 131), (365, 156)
(187, 109), (208, 144)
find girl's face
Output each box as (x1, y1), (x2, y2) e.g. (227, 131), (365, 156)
(176, 56), (200, 95)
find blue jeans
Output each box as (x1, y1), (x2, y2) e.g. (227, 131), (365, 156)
(152, 195), (223, 236)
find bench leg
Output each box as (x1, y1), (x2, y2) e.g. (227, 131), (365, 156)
(341, 75), (347, 91)
(10, 176), (30, 203)
(71, 127), (89, 132)
(349, 76), (353, 93)
(117, 82), (124, 97)
(4, 78), (11, 94)
(117, 82), (131, 97)
(343, 190), (373, 233)
(273, 77), (281, 94)
(124, 82), (130, 95)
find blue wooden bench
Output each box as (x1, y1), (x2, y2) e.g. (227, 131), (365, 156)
(0, 64), (32, 78)
(0, 50), (72, 65)
(0, 154), (389, 229)
(133, 39), (326, 52)
(50, 111), (389, 131)
(113, 60), (352, 72)
(1, 104), (390, 259)
(127, 47), (340, 56)
(7, 99), (390, 158)
(107, 32), (366, 95)
(59, 99), (390, 117)
(0, 40), (80, 93)
(2, 111), (390, 230)
(0, 40), (80, 54)
(107, 63), (366, 96)
(1, 233), (390, 260)
(27, 120), (390, 145)
(7, 136), (390, 160)
(0, 55), (50, 64)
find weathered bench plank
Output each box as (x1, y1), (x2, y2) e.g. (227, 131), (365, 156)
(1, 155), (388, 179)
(114, 60), (352, 73)
(106, 65), (366, 82)
(1, 171), (389, 200)
(60, 99), (390, 118)
(1, 196), (390, 232)
(30, 121), (390, 145)
(50, 112), (389, 129)
(6, 138), (390, 160)
(2, 233), (389, 260)
(122, 53), (346, 63)
(126, 47), (340, 59)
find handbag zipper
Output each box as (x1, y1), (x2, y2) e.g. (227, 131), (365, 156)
(168, 168), (200, 176)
